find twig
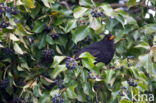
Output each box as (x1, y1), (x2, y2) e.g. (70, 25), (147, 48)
(3, 63), (12, 79)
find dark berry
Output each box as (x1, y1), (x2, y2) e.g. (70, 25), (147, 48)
(0, 3), (4, 7)
(16, 80), (26, 86)
(91, 10), (104, 18)
(51, 33), (59, 40)
(73, 45), (81, 54)
(41, 48), (54, 64)
(10, 7), (19, 15)
(65, 58), (77, 70)
(44, 25), (52, 33)
(13, 97), (26, 103)
(2, 47), (14, 57)
(0, 21), (9, 28)
(0, 79), (9, 89)
(55, 79), (64, 89)
(0, 7), (5, 14)
(52, 95), (64, 103)
(127, 79), (137, 87)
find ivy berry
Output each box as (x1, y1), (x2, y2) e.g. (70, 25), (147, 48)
(41, 48), (54, 64)
(0, 79), (9, 89)
(52, 95), (64, 103)
(127, 79), (137, 87)
(65, 58), (77, 70)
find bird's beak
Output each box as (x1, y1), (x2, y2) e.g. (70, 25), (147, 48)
(109, 35), (115, 40)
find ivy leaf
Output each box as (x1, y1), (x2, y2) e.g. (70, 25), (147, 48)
(74, 7), (89, 18)
(51, 64), (67, 79)
(14, 43), (24, 55)
(23, 0), (35, 8)
(127, 0), (136, 7)
(79, 0), (93, 7)
(72, 26), (91, 44)
(32, 21), (45, 33)
(100, 3), (114, 17)
(66, 85), (78, 99)
(65, 19), (77, 33)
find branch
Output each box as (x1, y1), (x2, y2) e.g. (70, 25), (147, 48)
(111, 3), (156, 11)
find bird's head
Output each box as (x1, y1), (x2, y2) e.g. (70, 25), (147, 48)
(103, 34), (115, 41)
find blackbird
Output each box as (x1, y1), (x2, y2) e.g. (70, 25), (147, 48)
(75, 34), (115, 64)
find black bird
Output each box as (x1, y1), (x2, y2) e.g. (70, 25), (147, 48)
(75, 34), (115, 64)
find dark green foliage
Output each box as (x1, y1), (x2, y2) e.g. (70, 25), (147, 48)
(0, 0), (156, 103)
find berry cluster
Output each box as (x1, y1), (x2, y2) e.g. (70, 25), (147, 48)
(0, 79), (9, 89)
(127, 79), (137, 87)
(55, 79), (64, 89)
(66, 58), (77, 70)
(41, 49), (54, 64)
(52, 95), (64, 103)
(2, 47), (14, 57)
(12, 97), (26, 103)
(0, 21), (9, 28)
(0, 3), (19, 15)
(51, 33), (59, 40)
(91, 9), (104, 18)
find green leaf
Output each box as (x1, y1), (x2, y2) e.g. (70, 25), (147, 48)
(32, 21), (45, 33)
(66, 85), (78, 99)
(127, 0), (136, 7)
(72, 26), (91, 44)
(38, 35), (46, 49)
(51, 64), (67, 78)
(82, 82), (91, 95)
(79, 0), (93, 7)
(15, 24), (33, 36)
(46, 35), (54, 45)
(135, 41), (150, 50)
(51, 56), (66, 68)
(41, 0), (54, 8)
(100, 3), (114, 17)
(89, 17), (105, 33)
(140, 24), (156, 34)
(23, 0), (35, 8)
(33, 85), (42, 97)
(13, 43), (24, 55)
(73, 7), (89, 18)
(79, 52), (95, 59)
(65, 19), (77, 33)
(39, 93), (51, 103)
(50, 89), (59, 97)
(9, 34), (19, 41)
